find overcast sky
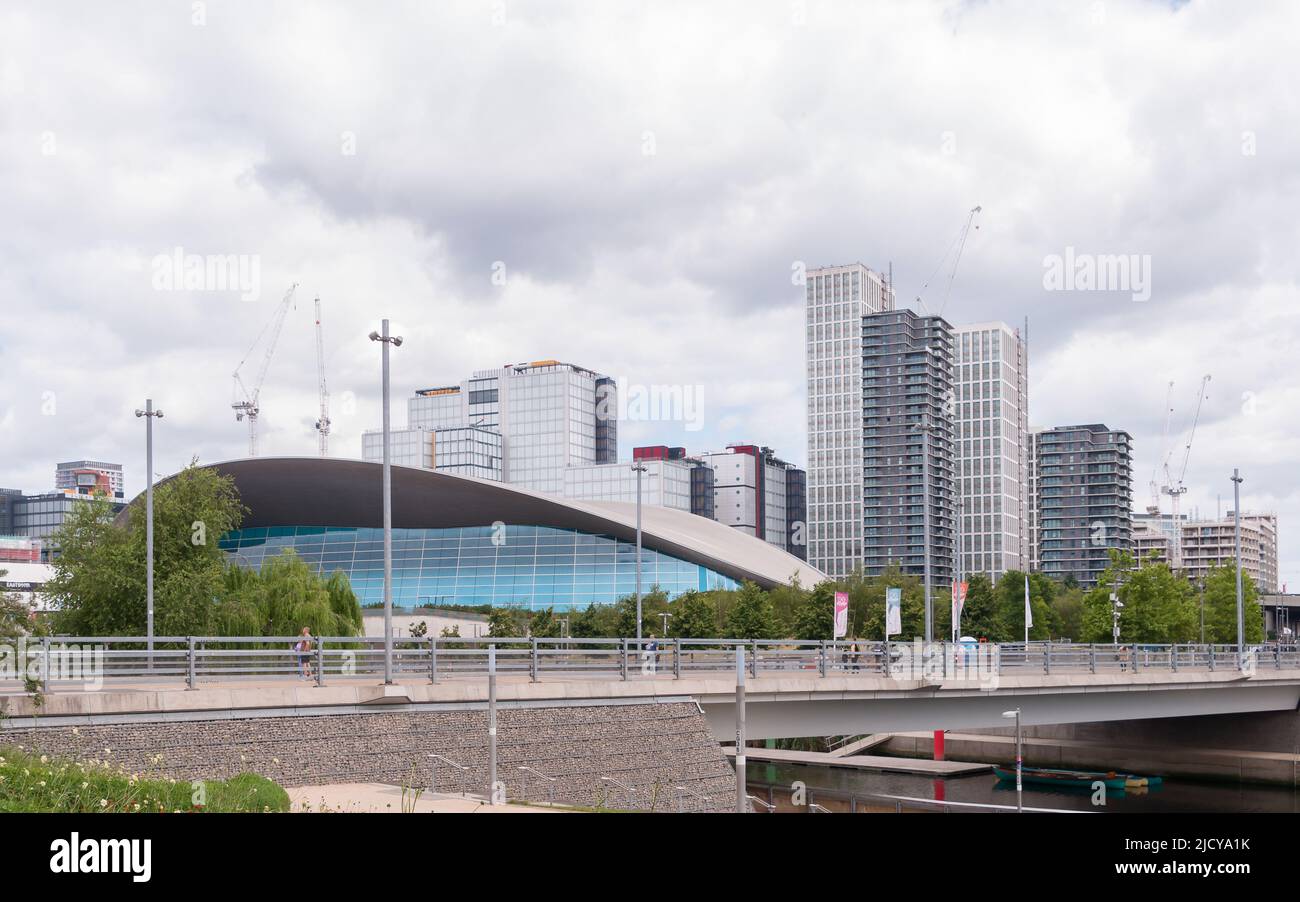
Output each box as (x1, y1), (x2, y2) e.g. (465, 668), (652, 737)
(2, 1), (1297, 588)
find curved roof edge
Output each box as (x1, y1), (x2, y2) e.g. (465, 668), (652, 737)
(133, 457), (825, 591)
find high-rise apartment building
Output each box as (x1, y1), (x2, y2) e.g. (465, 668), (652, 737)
(54, 461), (125, 500)
(698, 444), (807, 559)
(1032, 424), (1134, 587)
(1135, 510), (1279, 594)
(953, 322), (1029, 581)
(805, 263), (895, 577)
(362, 360), (615, 493)
(861, 309), (956, 584)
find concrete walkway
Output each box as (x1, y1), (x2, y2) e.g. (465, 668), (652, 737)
(287, 783), (568, 813)
(723, 746), (990, 775)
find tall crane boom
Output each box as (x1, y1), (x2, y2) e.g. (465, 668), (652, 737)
(1160, 374), (1212, 571)
(231, 282), (298, 456)
(314, 296), (331, 456)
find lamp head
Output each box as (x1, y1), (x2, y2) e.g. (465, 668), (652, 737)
(392, 336), (403, 347)
(368, 330), (381, 341)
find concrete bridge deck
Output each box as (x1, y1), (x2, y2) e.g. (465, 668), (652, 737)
(4, 667), (1299, 738)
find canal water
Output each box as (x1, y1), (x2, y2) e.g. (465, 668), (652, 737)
(747, 761), (1300, 813)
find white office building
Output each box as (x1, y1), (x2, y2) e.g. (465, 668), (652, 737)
(953, 322), (1029, 581)
(363, 360), (616, 493)
(562, 459), (696, 511)
(805, 262), (895, 578)
(698, 445), (805, 557)
(361, 425), (502, 481)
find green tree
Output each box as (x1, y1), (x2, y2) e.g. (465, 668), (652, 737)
(0, 570), (48, 640)
(1081, 551), (1197, 644)
(667, 591), (718, 639)
(219, 549), (362, 636)
(529, 606), (562, 638)
(791, 581), (835, 641)
(725, 581), (779, 639)
(570, 602), (620, 638)
(1050, 584), (1086, 642)
(766, 575), (808, 637)
(47, 461), (247, 636)
(487, 607), (527, 638)
(1200, 565), (1264, 644)
(615, 586), (669, 638)
(991, 570), (1052, 642)
(953, 573), (1000, 640)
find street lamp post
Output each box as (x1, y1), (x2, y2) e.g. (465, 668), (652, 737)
(369, 321), (403, 684)
(632, 461), (647, 644)
(1232, 469), (1245, 668)
(1002, 708), (1022, 813)
(134, 399), (163, 669)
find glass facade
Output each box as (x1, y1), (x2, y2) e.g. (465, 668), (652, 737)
(219, 524), (739, 610)
(805, 263), (895, 578)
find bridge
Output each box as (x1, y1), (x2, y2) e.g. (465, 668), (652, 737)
(5, 636), (1299, 739)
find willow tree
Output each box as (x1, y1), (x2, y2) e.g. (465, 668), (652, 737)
(46, 460), (245, 637)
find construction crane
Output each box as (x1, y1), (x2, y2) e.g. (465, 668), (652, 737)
(1160, 374), (1212, 571)
(913, 205), (982, 318)
(231, 283), (298, 456)
(1147, 380), (1175, 516)
(313, 296), (331, 456)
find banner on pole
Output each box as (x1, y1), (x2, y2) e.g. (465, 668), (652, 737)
(833, 591), (849, 639)
(885, 587), (902, 637)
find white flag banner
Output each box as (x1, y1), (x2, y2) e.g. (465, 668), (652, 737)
(1024, 573), (1033, 631)
(885, 587), (902, 637)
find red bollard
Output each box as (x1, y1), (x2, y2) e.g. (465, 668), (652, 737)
(933, 729), (945, 761)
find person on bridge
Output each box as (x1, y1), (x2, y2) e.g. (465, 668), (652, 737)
(294, 627), (314, 680)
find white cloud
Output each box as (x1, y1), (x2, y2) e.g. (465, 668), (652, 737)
(1, 0), (1298, 587)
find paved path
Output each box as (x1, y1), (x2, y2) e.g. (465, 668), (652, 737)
(286, 783), (567, 813)
(723, 746), (991, 775)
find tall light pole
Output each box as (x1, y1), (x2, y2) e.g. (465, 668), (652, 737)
(1232, 469), (1244, 666)
(632, 461), (647, 643)
(1002, 708), (1023, 813)
(370, 321), (403, 684)
(134, 400), (163, 669)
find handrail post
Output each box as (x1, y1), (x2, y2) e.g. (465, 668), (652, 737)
(620, 639), (628, 681)
(673, 638), (681, 680)
(1209, 644), (1215, 671)
(1171, 644), (1178, 673)
(1043, 642), (1051, 675)
(186, 636), (196, 690)
(316, 638), (325, 687)
(429, 636), (438, 684)
(1089, 644), (1096, 674)
(530, 637), (539, 683)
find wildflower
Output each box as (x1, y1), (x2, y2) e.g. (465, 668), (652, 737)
(99, 799), (108, 808)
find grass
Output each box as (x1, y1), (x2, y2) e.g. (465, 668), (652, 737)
(0, 745), (290, 813)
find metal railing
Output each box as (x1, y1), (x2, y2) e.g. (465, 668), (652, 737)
(745, 781), (1088, 814)
(426, 754), (469, 797)
(3, 635), (1295, 689)
(517, 765), (557, 806)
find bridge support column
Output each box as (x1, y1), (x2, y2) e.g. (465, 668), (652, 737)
(735, 646), (746, 813)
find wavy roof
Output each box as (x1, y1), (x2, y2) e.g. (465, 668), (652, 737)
(150, 458), (825, 590)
